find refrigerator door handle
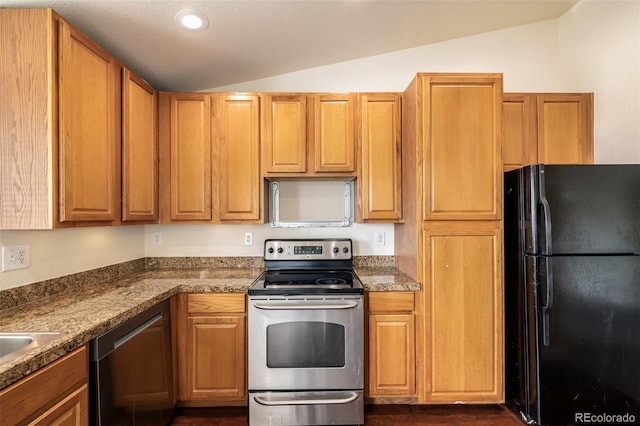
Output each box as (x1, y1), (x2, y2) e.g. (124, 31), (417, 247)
(541, 257), (554, 347)
(538, 167), (553, 254)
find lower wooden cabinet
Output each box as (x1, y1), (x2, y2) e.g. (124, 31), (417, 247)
(422, 222), (504, 403)
(366, 292), (416, 401)
(174, 293), (247, 405)
(0, 345), (88, 425)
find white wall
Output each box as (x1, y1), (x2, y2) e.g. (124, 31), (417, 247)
(0, 226), (145, 289)
(3, 2), (639, 290)
(558, 0), (640, 163)
(212, 19), (560, 93)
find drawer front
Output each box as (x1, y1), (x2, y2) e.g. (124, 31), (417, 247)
(188, 293), (246, 314)
(368, 292), (415, 312)
(0, 345), (88, 425)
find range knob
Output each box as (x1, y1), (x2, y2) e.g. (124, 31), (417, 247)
(267, 247), (274, 254)
(333, 247), (340, 254)
(342, 247), (349, 253)
(277, 247), (284, 254)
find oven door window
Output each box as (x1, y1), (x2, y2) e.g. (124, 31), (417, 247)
(266, 321), (345, 368)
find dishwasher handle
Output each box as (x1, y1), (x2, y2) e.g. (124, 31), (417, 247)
(114, 312), (162, 350)
(90, 300), (170, 362)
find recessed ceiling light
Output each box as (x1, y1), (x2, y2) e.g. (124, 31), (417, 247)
(175, 10), (209, 31)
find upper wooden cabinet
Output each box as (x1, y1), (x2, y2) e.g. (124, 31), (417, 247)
(58, 19), (121, 223)
(212, 94), (262, 222)
(0, 9), (122, 228)
(122, 69), (159, 222)
(419, 74), (503, 221)
(262, 93), (356, 177)
(160, 92), (263, 223)
(159, 92), (212, 222)
(358, 93), (402, 222)
(503, 93), (594, 170)
(262, 94), (308, 173)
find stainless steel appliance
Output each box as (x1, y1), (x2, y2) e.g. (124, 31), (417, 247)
(248, 239), (364, 426)
(505, 164), (640, 425)
(90, 300), (174, 425)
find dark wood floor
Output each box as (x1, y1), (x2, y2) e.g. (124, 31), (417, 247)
(171, 404), (526, 425)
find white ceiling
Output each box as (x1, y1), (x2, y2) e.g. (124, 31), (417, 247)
(2, 0), (579, 91)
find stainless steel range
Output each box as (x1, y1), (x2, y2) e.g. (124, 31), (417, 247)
(248, 238), (364, 426)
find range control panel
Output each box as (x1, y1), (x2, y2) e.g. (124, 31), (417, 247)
(264, 239), (352, 261)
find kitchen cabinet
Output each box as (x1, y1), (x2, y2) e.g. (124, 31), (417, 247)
(395, 73), (504, 404)
(422, 222), (503, 402)
(367, 292), (416, 401)
(212, 94), (263, 222)
(422, 74), (502, 221)
(0, 345), (88, 425)
(358, 93), (403, 222)
(174, 294), (247, 405)
(0, 9), (121, 228)
(261, 93), (356, 177)
(122, 68), (159, 222)
(503, 93), (594, 170)
(159, 92), (212, 222)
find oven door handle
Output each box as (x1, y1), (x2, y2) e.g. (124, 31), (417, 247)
(253, 392), (359, 406)
(253, 302), (359, 310)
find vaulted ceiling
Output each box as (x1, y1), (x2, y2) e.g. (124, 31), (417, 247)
(2, 0), (579, 91)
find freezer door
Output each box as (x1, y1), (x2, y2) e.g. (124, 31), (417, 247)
(534, 255), (640, 425)
(524, 164), (640, 255)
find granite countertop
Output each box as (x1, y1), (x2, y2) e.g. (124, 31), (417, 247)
(0, 260), (419, 390)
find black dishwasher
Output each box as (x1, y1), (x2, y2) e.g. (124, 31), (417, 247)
(90, 300), (174, 425)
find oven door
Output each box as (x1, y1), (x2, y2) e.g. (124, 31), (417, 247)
(248, 295), (363, 391)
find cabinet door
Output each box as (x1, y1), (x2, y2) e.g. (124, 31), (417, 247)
(122, 69), (158, 222)
(313, 94), (356, 173)
(359, 94), (402, 222)
(186, 315), (246, 400)
(58, 19), (120, 222)
(213, 94), (261, 222)
(422, 74), (502, 221)
(503, 94), (536, 171)
(422, 222), (503, 403)
(262, 94), (308, 173)
(160, 93), (212, 221)
(28, 385), (88, 426)
(537, 93), (594, 164)
(368, 314), (416, 397)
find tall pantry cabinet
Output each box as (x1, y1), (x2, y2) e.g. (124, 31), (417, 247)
(395, 73), (504, 403)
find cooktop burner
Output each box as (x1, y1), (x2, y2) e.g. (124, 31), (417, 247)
(249, 270), (363, 295)
(248, 239), (364, 295)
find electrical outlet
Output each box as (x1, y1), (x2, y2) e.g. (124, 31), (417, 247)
(2, 245), (30, 272)
(152, 232), (162, 245)
(244, 232), (253, 246)
(375, 231), (386, 246)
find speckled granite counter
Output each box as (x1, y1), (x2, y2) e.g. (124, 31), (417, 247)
(0, 257), (419, 390)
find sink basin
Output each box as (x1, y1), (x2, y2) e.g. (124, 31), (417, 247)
(0, 335), (35, 357)
(0, 332), (63, 364)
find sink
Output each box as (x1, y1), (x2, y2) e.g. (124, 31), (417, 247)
(0, 332), (63, 364)
(0, 335), (35, 357)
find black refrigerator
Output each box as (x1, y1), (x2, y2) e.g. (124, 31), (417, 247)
(504, 164), (640, 425)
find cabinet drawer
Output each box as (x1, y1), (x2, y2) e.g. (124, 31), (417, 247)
(368, 292), (415, 312)
(0, 345), (88, 425)
(188, 294), (246, 314)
